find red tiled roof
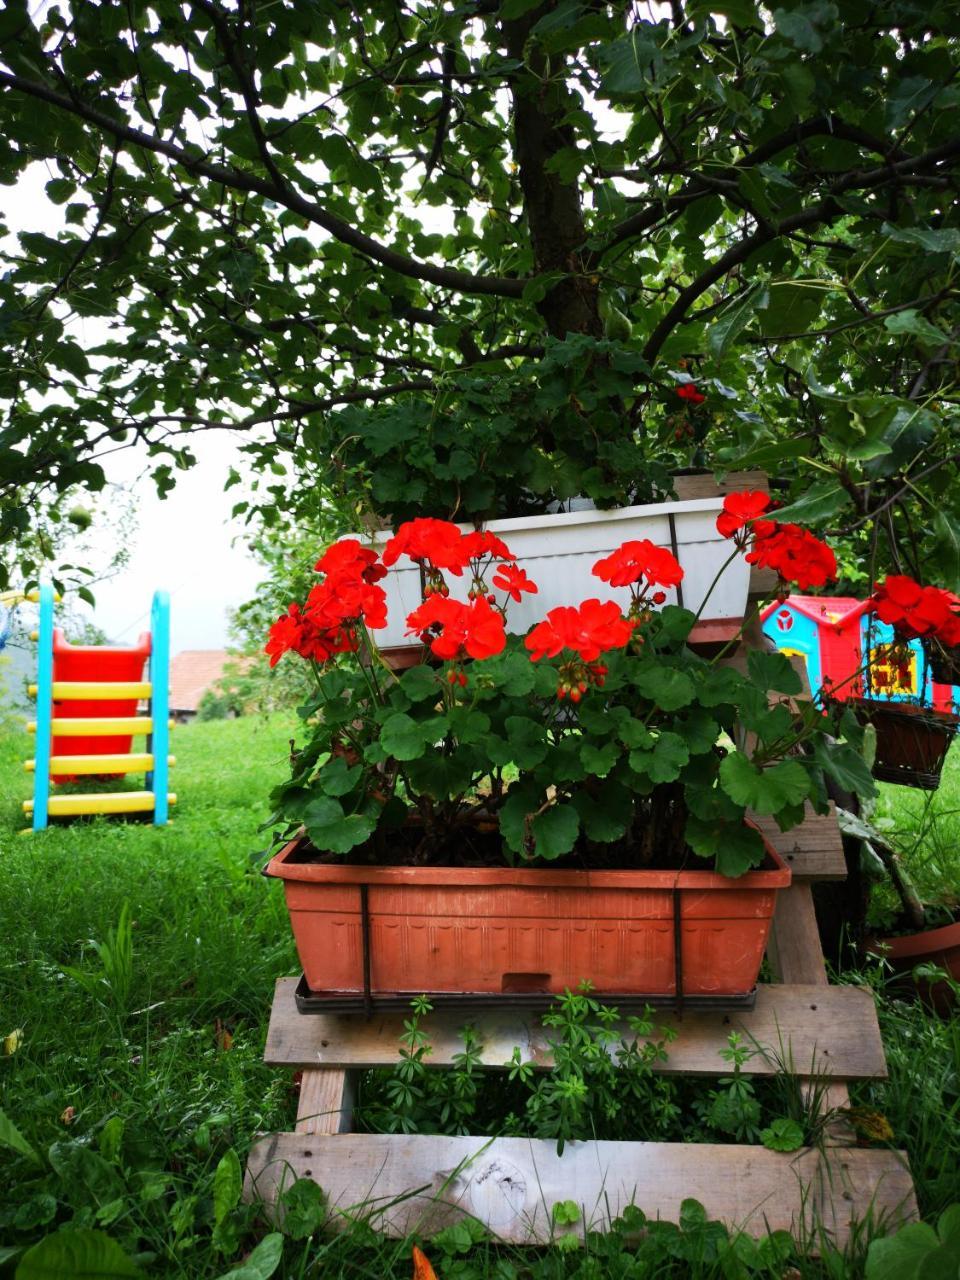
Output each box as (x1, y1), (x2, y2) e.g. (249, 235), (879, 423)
(168, 650), (243, 712)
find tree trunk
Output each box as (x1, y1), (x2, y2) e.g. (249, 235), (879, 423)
(501, 5), (602, 340)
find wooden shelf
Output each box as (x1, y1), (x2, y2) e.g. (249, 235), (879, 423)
(264, 977), (886, 1081)
(245, 1132), (915, 1249)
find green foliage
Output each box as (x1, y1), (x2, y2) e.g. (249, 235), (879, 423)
(0, 2), (958, 599)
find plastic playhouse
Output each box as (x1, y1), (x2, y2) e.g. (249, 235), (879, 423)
(761, 595), (958, 711)
(23, 585), (175, 830)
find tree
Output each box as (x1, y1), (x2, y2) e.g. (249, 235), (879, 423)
(1, 1), (959, 586)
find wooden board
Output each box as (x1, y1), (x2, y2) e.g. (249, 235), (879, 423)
(264, 979), (886, 1081)
(295, 1068), (354, 1137)
(244, 1132), (916, 1247)
(752, 806), (847, 882)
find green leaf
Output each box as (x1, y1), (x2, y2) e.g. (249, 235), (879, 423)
(768, 480), (850, 524)
(747, 650), (803, 695)
(687, 1), (758, 25)
(213, 1149), (242, 1226)
(811, 740), (876, 801)
(884, 310), (949, 347)
(697, 667), (746, 707)
(317, 755), (361, 797)
(629, 731), (690, 784)
(0, 1108), (41, 1165)
(719, 754), (810, 815)
(865, 1223), (940, 1280)
(15, 1230), (140, 1279)
(499, 782), (541, 854)
(279, 1179), (327, 1240)
(303, 796), (376, 854)
(216, 1233), (284, 1280)
(399, 665), (441, 702)
(756, 281), (825, 336)
(530, 804), (580, 859)
(572, 784), (632, 842)
(707, 285), (760, 359)
(580, 741), (620, 776)
(760, 1118), (805, 1153)
(379, 711), (433, 761)
(634, 667), (694, 711)
(504, 715), (549, 769)
(928, 511), (960, 594)
(499, 0), (543, 17)
(884, 223), (960, 256)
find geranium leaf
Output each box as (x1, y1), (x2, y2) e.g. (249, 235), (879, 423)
(760, 1118), (805, 1153)
(504, 715), (549, 768)
(317, 756), (361, 797)
(580, 741), (620, 776)
(379, 712), (431, 761)
(530, 804), (580, 859)
(719, 753), (809, 815)
(635, 667), (694, 710)
(399, 665), (441, 702)
(303, 797), (376, 854)
(746, 650), (803, 694)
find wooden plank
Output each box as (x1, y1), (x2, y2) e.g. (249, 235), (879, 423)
(295, 1068), (354, 1136)
(264, 979), (886, 1081)
(672, 471), (768, 501)
(769, 884), (855, 1130)
(752, 806), (847, 882)
(243, 1132), (916, 1246)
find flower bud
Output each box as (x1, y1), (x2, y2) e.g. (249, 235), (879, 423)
(652, 591), (666, 605)
(569, 687), (582, 703)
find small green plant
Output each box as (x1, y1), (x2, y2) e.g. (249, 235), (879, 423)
(865, 1204), (960, 1279)
(695, 1033), (763, 1143)
(63, 901), (135, 1013)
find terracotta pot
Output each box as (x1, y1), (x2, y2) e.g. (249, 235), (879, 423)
(265, 834), (790, 1004)
(848, 698), (958, 790)
(868, 919), (960, 1014)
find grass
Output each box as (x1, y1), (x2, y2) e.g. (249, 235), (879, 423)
(2, 712), (958, 1277)
(872, 742), (960, 925)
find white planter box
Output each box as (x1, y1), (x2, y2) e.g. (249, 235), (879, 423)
(364, 493), (752, 651)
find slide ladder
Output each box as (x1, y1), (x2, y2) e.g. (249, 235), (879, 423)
(23, 586), (176, 829)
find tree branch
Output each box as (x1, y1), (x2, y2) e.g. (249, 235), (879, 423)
(0, 68), (525, 300)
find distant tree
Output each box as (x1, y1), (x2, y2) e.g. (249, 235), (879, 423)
(0, 2), (958, 585)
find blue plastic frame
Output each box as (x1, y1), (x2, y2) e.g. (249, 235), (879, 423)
(147, 590), (171, 824)
(31, 584), (55, 832)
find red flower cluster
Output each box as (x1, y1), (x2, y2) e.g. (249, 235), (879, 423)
(677, 384), (706, 405)
(592, 539), (684, 591)
(525, 599), (635, 664)
(382, 518), (515, 576)
(717, 491), (837, 593)
(264, 538), (388, 668)
(871, 575), (960, 644)
(746, 524), (837, 592)
(405, 593), (507, 662)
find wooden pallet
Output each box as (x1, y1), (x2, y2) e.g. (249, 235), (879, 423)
(244, 803), (918, 1247)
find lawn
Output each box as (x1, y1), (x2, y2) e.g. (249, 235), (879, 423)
(2, 712), (959, 1278)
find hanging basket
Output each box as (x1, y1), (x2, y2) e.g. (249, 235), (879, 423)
(922, 638), (960, 686)
(849, 697), (959, 790)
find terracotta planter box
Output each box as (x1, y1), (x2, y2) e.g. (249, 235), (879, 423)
(870, 919), (960, 1015)
(265, 835), (790, 1004)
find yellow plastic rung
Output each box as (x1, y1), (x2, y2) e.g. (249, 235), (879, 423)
(23, 792), (177, 817)
(24, 754), (176, 775)
(28, 681), (153, 700)
(26, 717), (174, 736)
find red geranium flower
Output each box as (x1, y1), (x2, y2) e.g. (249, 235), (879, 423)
(491, 562), (538, 602)
(264, 602), (358, 667)
(871, 576), (960, 642)
(406, 594), (506, 661)
(525, 599), (634, 664)
(314, 538), (386, 583)
(746, 523), (837, 591)
(460, 530), (516, 563)
(677, 384), (706, 405)
(382, 518), (470, 575)
(592, 539), (684, 590)
(716, 491), (776, 543)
